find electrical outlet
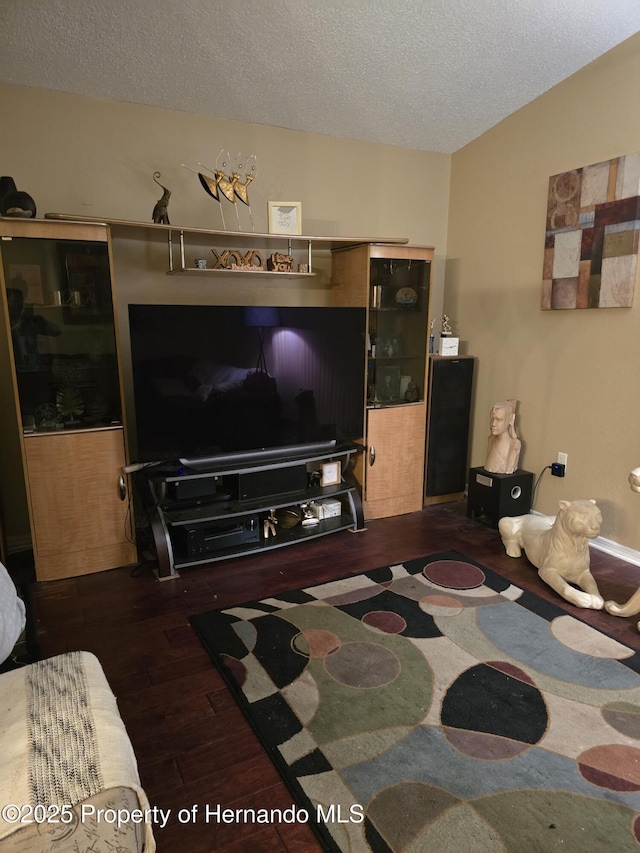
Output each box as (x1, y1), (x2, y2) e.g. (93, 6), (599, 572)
(557, 452), (568, 472)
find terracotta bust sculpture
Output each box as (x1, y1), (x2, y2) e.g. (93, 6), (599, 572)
(485, 399), (521, 474)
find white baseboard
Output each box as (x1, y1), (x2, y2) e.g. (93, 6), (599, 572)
(590, 536), (640, 568)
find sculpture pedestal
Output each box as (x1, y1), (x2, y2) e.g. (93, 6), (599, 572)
(467, 467), (533, 528)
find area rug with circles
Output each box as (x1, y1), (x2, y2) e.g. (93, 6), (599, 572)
(190, 550), (640, 852)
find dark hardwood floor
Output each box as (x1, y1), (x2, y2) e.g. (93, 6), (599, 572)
(16, 503), (640, 852)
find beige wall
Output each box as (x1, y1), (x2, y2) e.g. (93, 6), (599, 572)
(0, 83), (450, 243)
(0, 82), (450, 548)
(7, 32), (640, 558)
(447, 34), (640, 552)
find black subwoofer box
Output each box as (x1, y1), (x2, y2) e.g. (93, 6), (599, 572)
(466, 466), (534, 527)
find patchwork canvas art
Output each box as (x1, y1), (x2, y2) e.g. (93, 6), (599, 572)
(542, 152), (640, 309)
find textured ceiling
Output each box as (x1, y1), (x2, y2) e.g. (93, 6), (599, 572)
(2, 0), (640, 154)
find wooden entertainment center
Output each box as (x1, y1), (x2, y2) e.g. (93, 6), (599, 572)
(0, 218), (136, 581)
(0, 215), (471, 580)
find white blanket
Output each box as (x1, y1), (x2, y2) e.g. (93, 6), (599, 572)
(0, 651), (155, 850)
(0, 562), (25, 666)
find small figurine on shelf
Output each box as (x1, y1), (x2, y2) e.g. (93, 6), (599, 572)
(151, 172), (171, 224)
(429, 319), (435, 354)
(0, 175), (37, 218)
(301, 503), (320, 527)
(233, 153), (257, 231)
(438, 314), (459, 356)
(404, 381), (419, 402)
(263, 509), (278, 539)
(181, 151), (257, 232)
(182, 161), (226, 229)
(267, 252), (294, 272)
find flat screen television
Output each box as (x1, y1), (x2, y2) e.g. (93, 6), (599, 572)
(128, 304), (367, 467)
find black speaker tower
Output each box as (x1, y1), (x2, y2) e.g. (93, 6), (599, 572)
(425, 356), (475, 503)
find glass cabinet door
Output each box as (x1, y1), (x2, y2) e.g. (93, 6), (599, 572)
(1, 237), (122, 433)
(368, 255), (431, 406)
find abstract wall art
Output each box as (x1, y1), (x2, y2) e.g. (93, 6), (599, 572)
(542, 152), (640, 309)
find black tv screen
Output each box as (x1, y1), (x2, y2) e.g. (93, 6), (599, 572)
(128, 304), (366, 466)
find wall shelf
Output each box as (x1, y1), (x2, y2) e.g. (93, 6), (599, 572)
(166, 267), (316, 278)
(44, 213), (409, 248)
(44, 213), (409, 276)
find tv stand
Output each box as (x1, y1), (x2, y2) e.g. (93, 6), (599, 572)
(143, 443), (365, 578)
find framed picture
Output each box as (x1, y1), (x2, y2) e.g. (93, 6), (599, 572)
(321, 460), (342, 487)
(8, 264), (44, 304)
(377, 365), (401, 400)
(58, 245), (113, 323)
(268, 201), (302, 236)
(377, 335), (403, 358)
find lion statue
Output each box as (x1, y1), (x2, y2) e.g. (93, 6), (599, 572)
(605, 591), (640, 621)
(604, 470), (640, 626)
(498, 499), (604, 609)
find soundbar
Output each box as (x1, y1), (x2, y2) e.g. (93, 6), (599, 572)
(179, 439), (337, 471)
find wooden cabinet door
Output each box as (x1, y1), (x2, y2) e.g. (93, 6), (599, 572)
(364, 403), (426, 519)
(23, 428), (137, 580)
